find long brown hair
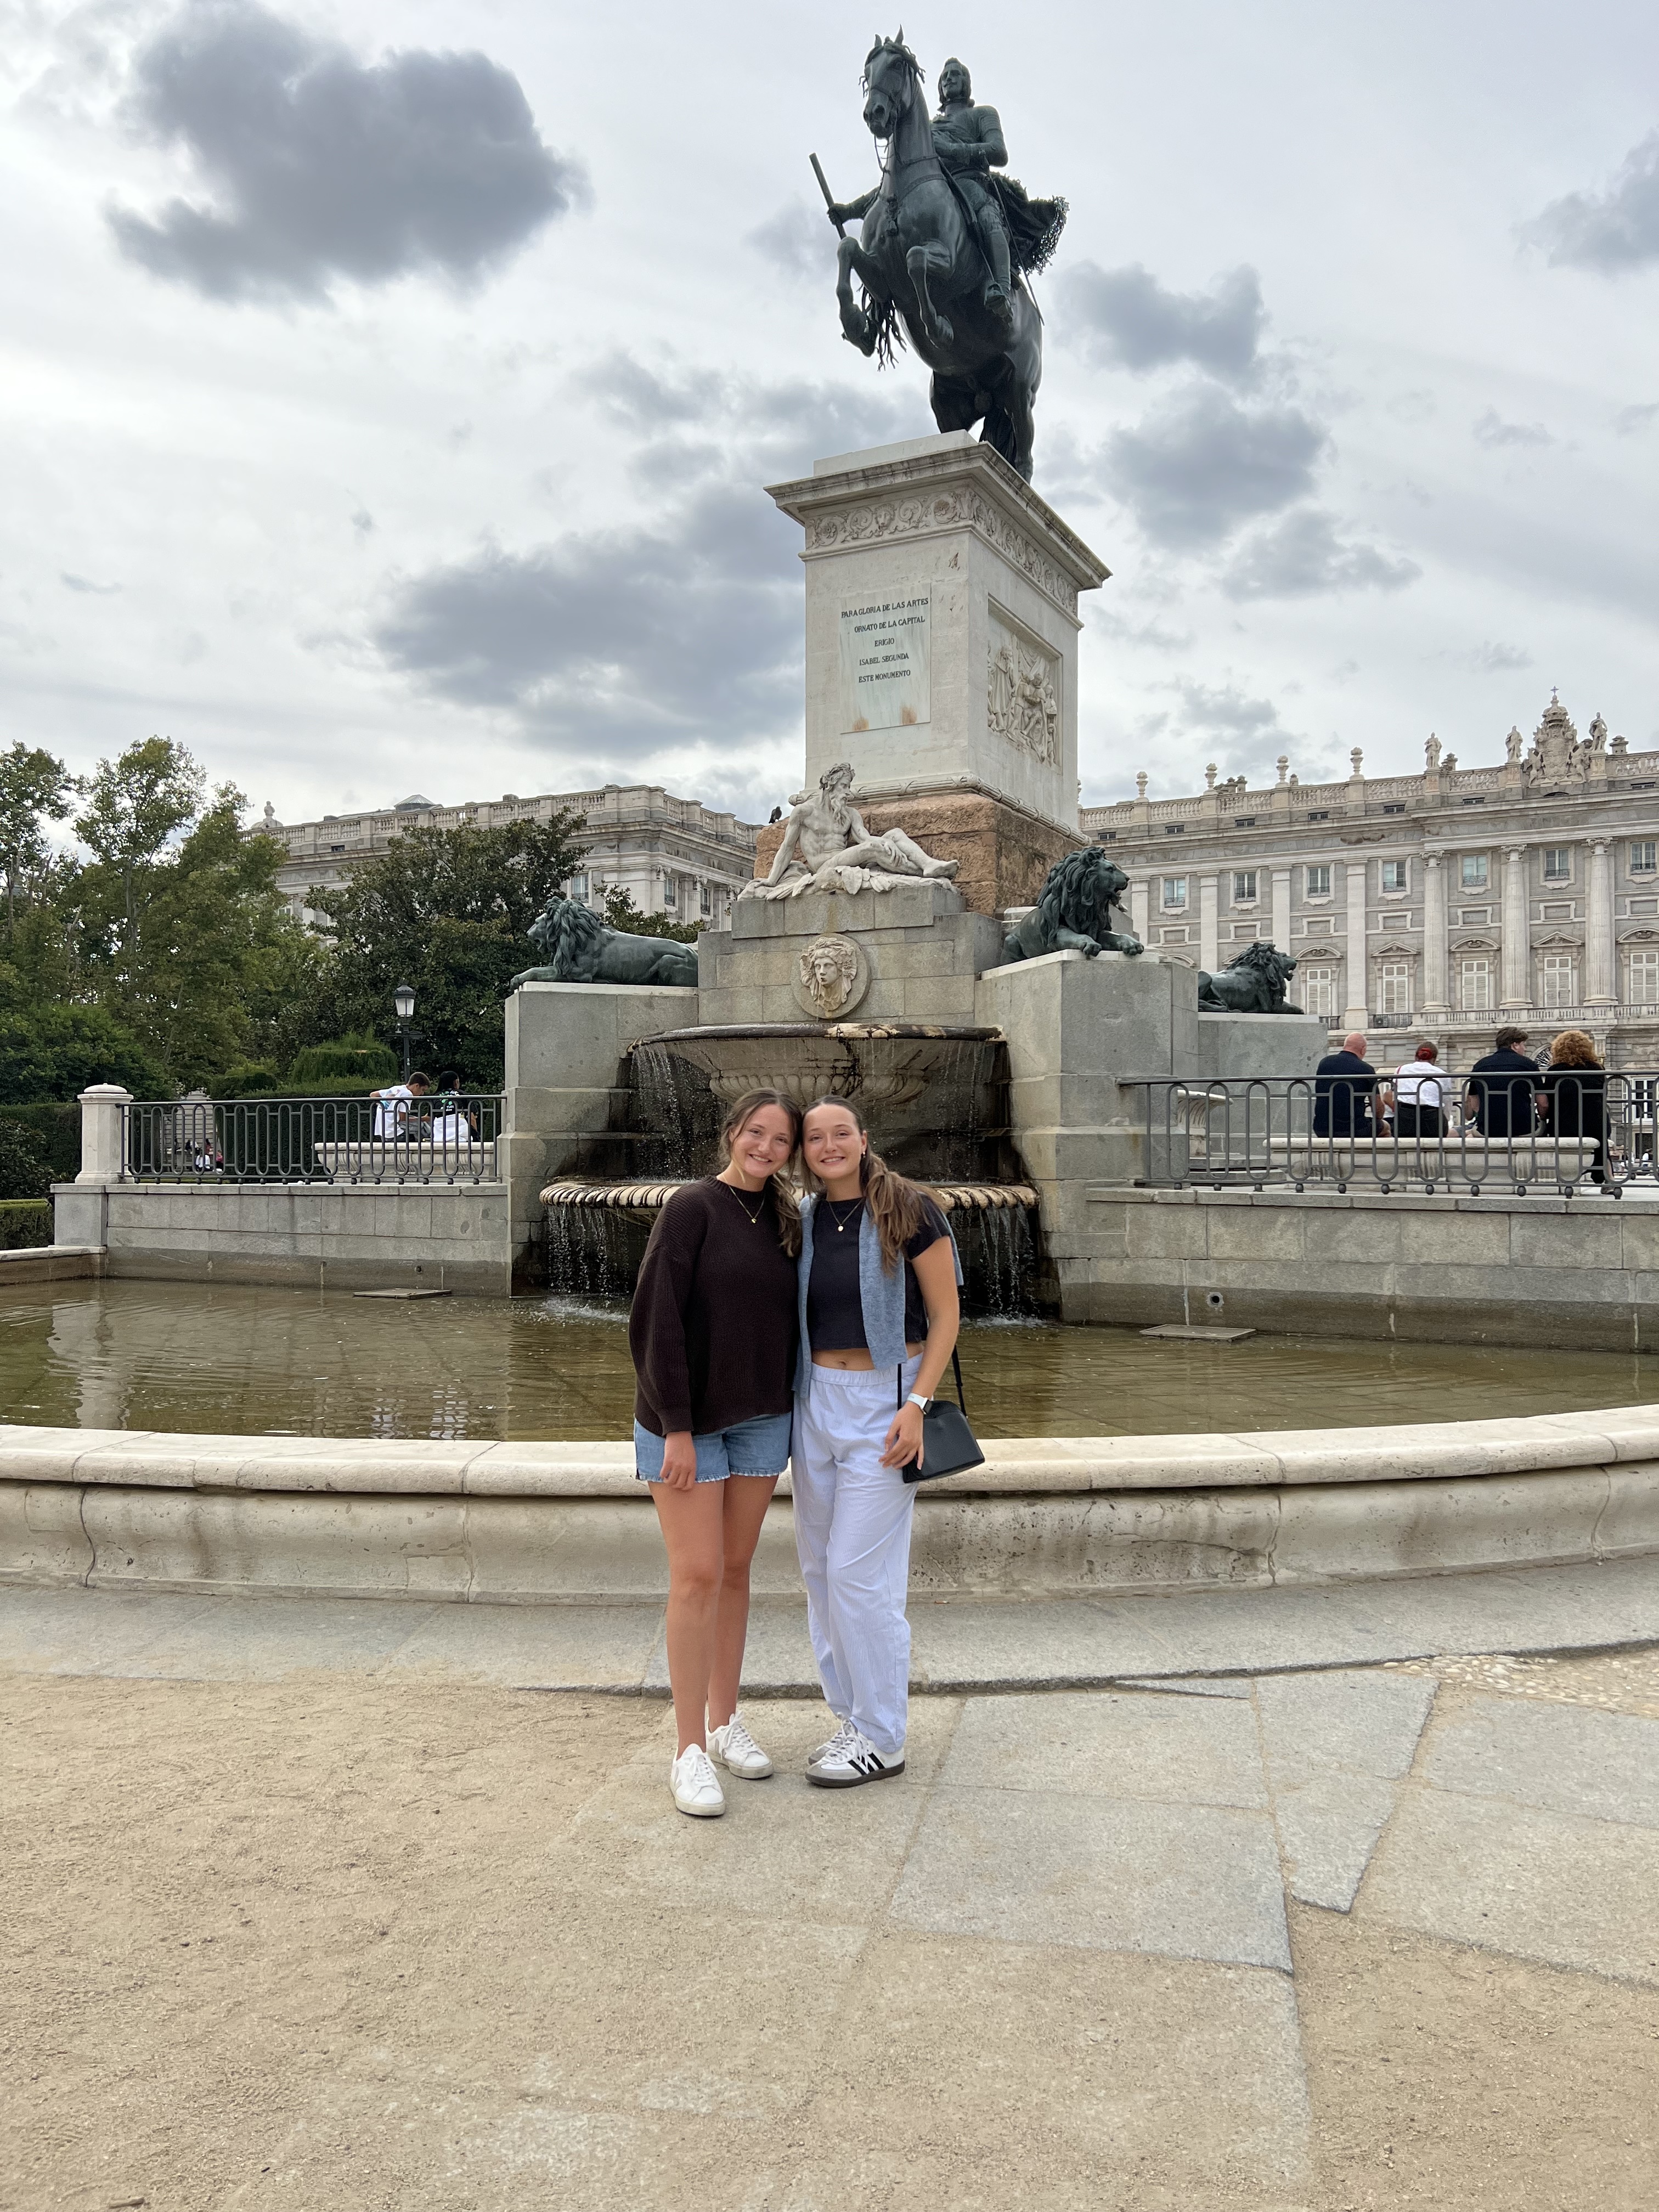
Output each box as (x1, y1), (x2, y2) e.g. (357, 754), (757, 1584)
(1548, 1029), (1603, 1070)
(800, 1095), (927, 1270)
(717, 1090), (803, 1256)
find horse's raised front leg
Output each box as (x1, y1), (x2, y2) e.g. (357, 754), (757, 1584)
(906, 244), (955, 349)
(836, 235), (882, 355)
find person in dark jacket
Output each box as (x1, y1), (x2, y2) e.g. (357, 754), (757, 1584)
(1465, 1026), (1541, 1141)
(628, 1088), (802, 1817)
(1538, 1030), (1609, 1183)
(1312, 1032), (1376, 1138)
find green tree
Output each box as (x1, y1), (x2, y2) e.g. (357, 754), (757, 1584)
(311, 812), (586, 1087)
(601, 885), (700, 944)
(0, 743), (77, 935)
(74, 736), (206, 944)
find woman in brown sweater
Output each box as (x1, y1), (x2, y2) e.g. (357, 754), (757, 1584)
(629, 1090), (803, 1817)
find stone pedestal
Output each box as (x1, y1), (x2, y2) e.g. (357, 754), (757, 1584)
(1194, 1012), (1327, 1084)
(698, 878), (1004, 1029)
(764, 432), (1109, 909)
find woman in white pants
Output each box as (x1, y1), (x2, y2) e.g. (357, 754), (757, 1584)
(793, 1098), (961, 1787)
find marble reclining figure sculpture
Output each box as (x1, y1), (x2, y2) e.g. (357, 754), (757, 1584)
(742, 762), (960, 900)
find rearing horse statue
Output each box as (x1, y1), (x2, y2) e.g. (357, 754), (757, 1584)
(824, 37), (1063, 483)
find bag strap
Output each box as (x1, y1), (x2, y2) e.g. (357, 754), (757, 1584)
(898, 1347), (969, 1412)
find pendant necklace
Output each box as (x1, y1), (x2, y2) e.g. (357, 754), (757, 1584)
(722, 1179), (767, 1228)
(827, 1197), (864, 1234)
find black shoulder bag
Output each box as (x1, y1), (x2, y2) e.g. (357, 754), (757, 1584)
(899, 1350), (985, 1483)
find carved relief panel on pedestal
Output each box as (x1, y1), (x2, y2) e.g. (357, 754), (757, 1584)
(986, 603), (1060, 767)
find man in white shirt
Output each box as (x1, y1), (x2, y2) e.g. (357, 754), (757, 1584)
(371, 1071), (430, 1139)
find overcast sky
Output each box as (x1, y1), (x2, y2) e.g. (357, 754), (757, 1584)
(4, 1), (1658, 827)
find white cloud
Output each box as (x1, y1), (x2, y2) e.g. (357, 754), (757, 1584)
(1526, 131), (1659, 272)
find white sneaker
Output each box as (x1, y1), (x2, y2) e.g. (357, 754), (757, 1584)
(806, 1717), (859, 1771)
(806, 1726), (905, 1789)
(708, 1713), (774, 1779)
(669, 1743), (725, 1818)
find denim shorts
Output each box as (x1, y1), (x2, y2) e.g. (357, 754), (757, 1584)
(634, 1409), (794, 1484)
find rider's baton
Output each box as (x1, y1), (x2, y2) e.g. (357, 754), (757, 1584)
(810, 154), (845, 236)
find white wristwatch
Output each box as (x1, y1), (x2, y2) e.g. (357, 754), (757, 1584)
(907, 1392), (930, 1410)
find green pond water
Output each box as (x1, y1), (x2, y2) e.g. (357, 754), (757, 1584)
(1, 1279), (1655, 1440)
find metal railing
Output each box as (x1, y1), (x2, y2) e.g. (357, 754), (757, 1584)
(121, 1094), (505, 1186)
(1124, 1073), (1652, 1196)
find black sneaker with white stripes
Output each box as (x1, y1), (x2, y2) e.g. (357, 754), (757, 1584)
(805, 1725), (905, 1788)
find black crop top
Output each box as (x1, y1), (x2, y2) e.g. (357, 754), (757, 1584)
(805, 1196), (950, 1351)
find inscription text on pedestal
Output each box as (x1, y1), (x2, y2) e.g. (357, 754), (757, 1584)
(838, 590), (932, 734)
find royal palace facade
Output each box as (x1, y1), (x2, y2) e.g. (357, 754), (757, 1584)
(1082, 695), (1659, 1066)
(264, 783), (760, 933)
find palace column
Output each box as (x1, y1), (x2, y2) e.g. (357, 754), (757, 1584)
(1199, 873), (1219, 972)
(1585, 838), (1617, 1008)
(1500, 845), (1531, 1009)
(1421, 850), (1451, 1021)
(1129, 876), (1150, 945)
(1342, 857), (1369, 1031)
(1271, 866), (1292, 954)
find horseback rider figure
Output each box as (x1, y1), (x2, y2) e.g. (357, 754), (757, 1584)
(930, 59), (1014, 335)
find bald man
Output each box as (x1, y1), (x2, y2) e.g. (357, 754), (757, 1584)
(1313, 1031), (1376, 1139)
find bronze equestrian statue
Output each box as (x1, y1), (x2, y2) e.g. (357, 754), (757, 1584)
(820, 40), (1065, 483)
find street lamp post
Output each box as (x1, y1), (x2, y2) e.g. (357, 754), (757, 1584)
(393, 981), (415, 1082)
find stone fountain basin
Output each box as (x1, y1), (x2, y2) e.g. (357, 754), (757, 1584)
(639, 1021), (1002, 1113)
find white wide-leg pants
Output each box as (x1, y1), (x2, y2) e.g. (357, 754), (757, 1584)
(791, 1357), (920, 1758)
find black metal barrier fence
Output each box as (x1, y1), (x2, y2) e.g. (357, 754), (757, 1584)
(121, 1095), (505, 1186)
(1124, 1072), (1654, 1197)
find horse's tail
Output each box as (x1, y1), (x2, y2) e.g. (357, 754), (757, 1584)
(864, 290), (906, 370)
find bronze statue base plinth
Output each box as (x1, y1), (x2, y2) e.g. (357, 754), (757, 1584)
(754, 784), (1085, 919)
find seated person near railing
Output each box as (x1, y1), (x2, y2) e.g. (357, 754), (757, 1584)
(1383, 1042), (1453, 1139)
(1465, 1026), (1541, 1141)
(1312, 1031), (1376, 1139)
(427, 1070), (478, 1154)
(1538, 1030), (1608, 1184)
(371, 1070), (430, 1139)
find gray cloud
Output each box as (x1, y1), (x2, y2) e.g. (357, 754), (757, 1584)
(1473, 408), (1553, 450)
(1222, 507), (1419, 600)
(373, 482), (799, 757)
(747, 199), (837, 285)
(61, 571), (121, 594)
(108, 1), (584, 302)
(1616, 401), (1659, 436)
(1526, 132), (1659, 272)
(1435, 640), (1533, 674)
(1062, 262), (1263, 382)
(1104, 381), (1327, 548)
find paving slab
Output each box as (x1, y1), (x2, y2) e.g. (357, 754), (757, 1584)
(1255, 1669), (1439, 1909)
(645, 1592), (817, 1696)
(941, 1688), (1267, 1808)
(1417, 1690), (1659, 1830)
(1116, 1673), (1253, 1698)
(374, 1601), (662, 1691)
(786, 1934), (1312, 2210)
(1361, 1787), (1659, 1985)
(1268, 1771), (1404, 1914)
(67, 1592), (442, 1681)
(0, 1585), (213, 1673)
(891, 1789), (1292, 1971)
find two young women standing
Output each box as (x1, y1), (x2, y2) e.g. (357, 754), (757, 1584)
(629, 1091), (960, 1816)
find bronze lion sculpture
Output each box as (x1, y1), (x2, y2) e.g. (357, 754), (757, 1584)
(1196, 941), (1301, 1013)
(1002, 848), (1144, 962)
(508, 896), (699, 991)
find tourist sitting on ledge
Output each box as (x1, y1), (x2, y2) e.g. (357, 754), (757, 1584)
(1383, 1042), (1453, 1140)
(1539, 1030), (1609, 1185)
(1465, 1026), (1541, 1141)
(371, 1070), (430, 1141)
(1312, 1031), (1376, 1140)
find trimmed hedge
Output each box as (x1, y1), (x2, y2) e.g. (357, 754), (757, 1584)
(0, 1103), (81, 1186)
(0, 1198), (53, 1250)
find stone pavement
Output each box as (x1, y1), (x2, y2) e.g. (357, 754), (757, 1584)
(4, 1576), (1658, 2210)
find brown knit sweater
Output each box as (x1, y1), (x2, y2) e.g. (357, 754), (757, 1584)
(629, 1178), (799, 1437)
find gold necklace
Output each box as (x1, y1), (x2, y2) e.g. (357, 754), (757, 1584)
(721, 1178), (768, 1227)
(826, 1196), (864, 1233)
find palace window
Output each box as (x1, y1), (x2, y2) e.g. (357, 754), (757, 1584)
(1543, 847), (1572, 881)
(1627, 948), (1659, 1006)
(1631, 841), (1657, 875)
(1233, 869), (1259, 902)
(1381, 859), (1408, 893)
(1302, 964), (1338, 1018)
(1305, 864), (1331, 898)
(1376, 960), (1412, 1015)
(1460, 854), (1488, 889)
(1459, 958), (1493, 1013)
(699, 881), (713, 917)
(663, 877), (679, 908)
(1382, 802), (1406, 815)
(568, 872), (589, 902)
(1164, 823), (1186, 835)
(1161, 876), (1188, 909)
(1538, 953), (1577, 1007)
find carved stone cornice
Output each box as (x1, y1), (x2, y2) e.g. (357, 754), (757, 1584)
(767, 441), (1108, 624)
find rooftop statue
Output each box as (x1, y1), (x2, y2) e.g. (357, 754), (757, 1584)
(509, 895), (699, 991)
(816, 41), (1065, 482)
(742, 762), (960, 900)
